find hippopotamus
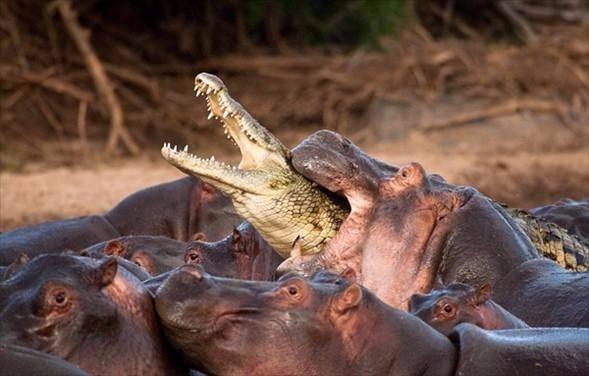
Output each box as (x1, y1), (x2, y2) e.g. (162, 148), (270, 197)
(0, 343), (87, 376)
(0, 216), (119, 265)
(81, 235), (189, 276)
(184, 221), (283, 281)
(104, 177), (241, 242)
(530, 198), (589, 241)
(409, 282), (528, 335)
(278, 130), (589, 327)
(155, 264), (457, 375)
(155, 265), (589, 376)
(0, 177), (242, 266)
(0, 253), (187, 375)
(450, 324), (589, 376)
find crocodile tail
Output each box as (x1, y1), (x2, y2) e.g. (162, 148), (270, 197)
(501, 204), (588, 272)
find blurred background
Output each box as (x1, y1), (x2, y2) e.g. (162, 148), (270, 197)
(1, 0), (588, 230)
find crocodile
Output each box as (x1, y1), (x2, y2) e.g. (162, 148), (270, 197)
(161, 73), (588, 271)
(161, 73), (347, 258)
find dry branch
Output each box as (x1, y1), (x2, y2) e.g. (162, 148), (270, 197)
(54, 0), (139, 155)
(422, 99), (567, 132)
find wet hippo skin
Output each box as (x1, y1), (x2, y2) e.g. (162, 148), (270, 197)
(451, 323), (589, 376)
(0, 254), (187, 375)
(155, 264), (457, 376)
(0, 343), (87, 376)
(493, 258), (589, 327)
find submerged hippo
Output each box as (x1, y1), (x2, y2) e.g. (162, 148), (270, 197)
(409, 282), (528, 335)
(279, 130), (589, 327)
(82, 235), (188, 276)
(184, 221), (283, 281)
(155, 265), (589, 376)
(0, 177), (242, 266)
(0, 254), (186, 375)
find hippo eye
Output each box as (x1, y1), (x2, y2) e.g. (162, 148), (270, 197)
(133, 259), (143, 267)
(188, 252), (201, 264)
(400, 169), (410, 179)
(288, 286), (298, 296)
(443, 304), (454, 314)
(53, 291), (68, 306)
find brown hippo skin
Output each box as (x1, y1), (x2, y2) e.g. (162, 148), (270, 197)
(409, 282), (528, 335)
(81, 235), (188, 276)
(0, 216), (119, 265)
(450, 323), (589, 376)
(0, 254), (187, 375)
(105, 176), (242, 242)
(0, 343), (87, 376)
(155, 264), (457, 376)
(530, 198), (589, 241)
(280, 130), (588, 327)
(184, 221), (283, 281)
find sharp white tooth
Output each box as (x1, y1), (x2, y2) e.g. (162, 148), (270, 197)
(210, 155), (215, 161)
(208, 112), (213, 120)
(173, 145), (178, 152)
(195, 88), (201, 96)
(206, 87), (212, 94)
(183, 145), (188, 152)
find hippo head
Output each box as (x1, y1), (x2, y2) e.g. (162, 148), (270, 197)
(184, 222), (282, 281)
(281, 130), (534, 309)
(156, 264), (381, 375)
(82, 236), (186, 276)
(409, 283), (492, 335)
(0, 253), (183, 375)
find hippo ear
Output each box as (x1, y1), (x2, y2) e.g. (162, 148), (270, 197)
(474, 283), (492, 305)
(192, 232), (206, 242)
(339, 268), (357, 283)
(103, 240), (126, 257)
(96, 257), (118, 287)
(2, 253), (30, 280)
(334, 283), (363, 315)
(290, 236), (302, 257)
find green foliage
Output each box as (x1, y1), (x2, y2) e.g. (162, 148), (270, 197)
(244, 0), (407, 47)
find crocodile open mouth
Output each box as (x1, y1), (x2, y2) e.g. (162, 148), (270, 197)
(162, 73), (289, 181)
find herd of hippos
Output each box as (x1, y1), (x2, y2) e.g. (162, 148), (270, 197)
(1, 73), (589, 376)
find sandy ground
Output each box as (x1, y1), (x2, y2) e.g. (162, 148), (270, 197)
(2, 140), (587, 231)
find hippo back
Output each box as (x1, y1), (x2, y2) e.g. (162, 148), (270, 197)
(0, 343), (87, 376)
(0, 216), (119, 265)
(450, 323), (589, 376)
(493, 259), (589, 327)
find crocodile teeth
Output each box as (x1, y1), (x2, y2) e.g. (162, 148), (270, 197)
(208, 112), (213, 120)
(183, 145), (189, 152)
(206, 87), (212, 94)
